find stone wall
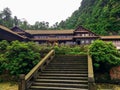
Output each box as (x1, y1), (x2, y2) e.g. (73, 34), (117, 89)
(110, 66), (120, 80)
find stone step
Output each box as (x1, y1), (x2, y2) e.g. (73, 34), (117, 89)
(39, 73), (88, 77)
(45, 67), (88, 70)
(44, 68), (88, 71)
(54, 58), (87, 60)
(37, 76), (88, 80)
(48, 64), (87, 66)
(32, 82), (88, 88)
(35, 79), (88, 84)
(52, 59), (87, 61)
(51, 61), (87, 63)
(49, 62), (87, 64)
(47, 66), (87, 69)
(53, 58), (87, 61)
(29, 86), (88, 90)
(42, 70), (88, 74)
(53, 58), (87, 60)
(55, 56), (87, 59)
(47, 67), (88, 69)
(43, 69), (88, 71)
(49, 63), (87, 66)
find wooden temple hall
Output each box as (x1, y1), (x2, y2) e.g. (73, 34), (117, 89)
(0, 25), (120, 49)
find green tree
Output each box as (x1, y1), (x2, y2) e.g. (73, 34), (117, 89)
(13, 16), (19, 26)
(2, 7), (12, 21)
(0, 7), (14, 28)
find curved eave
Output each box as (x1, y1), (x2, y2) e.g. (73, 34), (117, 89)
(101, 36), (120, 40)
(0, 25), (26, 39)
(0, 25), (26, 41)
(74, 31), (89, 33)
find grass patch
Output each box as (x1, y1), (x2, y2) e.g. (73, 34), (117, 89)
(96, 84), (120, 90)
(0, 82), (18, 90)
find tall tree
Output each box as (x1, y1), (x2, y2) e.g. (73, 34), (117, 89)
(13, 16), (19, 26)
(0, 7), (14, 28)
(2, 7), (12, 21)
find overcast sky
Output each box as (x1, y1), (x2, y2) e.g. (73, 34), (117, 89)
(0, 0), (82, 26)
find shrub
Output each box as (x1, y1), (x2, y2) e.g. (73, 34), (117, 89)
(0, 40), (9, 53)
(54, 45), (71, 55)
(0, 40), (9, 74)
(89, 40), (120, 72)
(53, 45), (88, 55)
(0, 54), (6, 74)
(1, 41), (40, 75)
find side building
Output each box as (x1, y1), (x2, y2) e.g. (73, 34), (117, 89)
(25, 26), (100, 45)
(0, 25), (120, 49)
(0, 25), (27, 41)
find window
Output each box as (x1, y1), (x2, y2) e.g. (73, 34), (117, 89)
(34, 36), (39, 39)
(86, 40), (89, 44)
(85, 34), (89, 36)
(77, 34), (80, 36)
(81, 40), (84, 44)
(82, 34), (85, 36)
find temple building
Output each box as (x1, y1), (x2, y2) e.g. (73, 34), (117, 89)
(0, 25), (120, 49)
(0, 25), (27, 41)
(24, 26), (100, 45)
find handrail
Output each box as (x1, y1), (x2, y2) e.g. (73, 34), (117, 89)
(88, 55), (96, 90)
(25, 50), (54, 80)
(19, 50), (55, 90)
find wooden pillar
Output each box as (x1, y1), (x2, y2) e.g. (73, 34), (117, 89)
(19, 74), (26, 90)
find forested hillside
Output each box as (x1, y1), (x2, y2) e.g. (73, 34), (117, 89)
(58, 0), (120, 35)
(0, 0), (120, 35)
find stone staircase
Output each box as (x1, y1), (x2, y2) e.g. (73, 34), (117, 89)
(29, 55), (88, 90)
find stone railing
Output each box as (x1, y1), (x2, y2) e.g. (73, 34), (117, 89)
(88, 55), (96, 90)
(18, 50), (55, 90)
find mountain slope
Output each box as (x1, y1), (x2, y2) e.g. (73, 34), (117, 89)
(62, 0), (120, 35)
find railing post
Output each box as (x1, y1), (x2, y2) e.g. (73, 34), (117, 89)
(88, 55), (97, 90)
(88, 77), (96, 90)
(19, 74), (26, 90)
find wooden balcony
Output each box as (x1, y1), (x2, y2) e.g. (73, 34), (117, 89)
(32, 38), (73, 41)
(73, 36), (99, 39)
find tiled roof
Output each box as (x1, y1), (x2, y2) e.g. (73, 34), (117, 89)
(74, 31), (89, 33)
(74, 26), (99, 36)
(101, 36), (120, 39)
(25, 30), (74, 34)
(11, 26), (32, 35)
(0, 25), (26, 39)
